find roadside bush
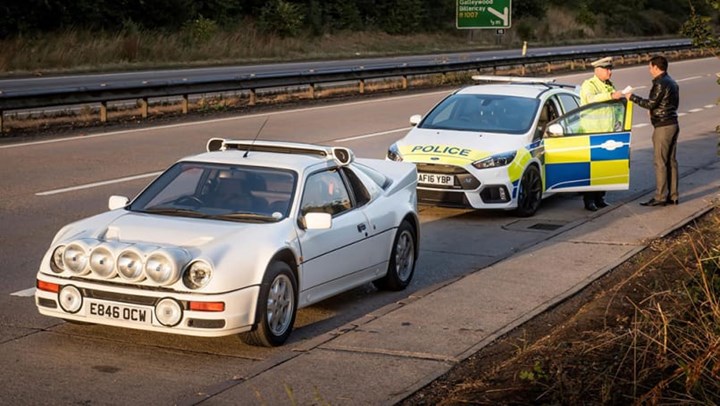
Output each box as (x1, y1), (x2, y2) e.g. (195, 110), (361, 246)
(182, 16), (219, 44)
(257, 0), (304, 38)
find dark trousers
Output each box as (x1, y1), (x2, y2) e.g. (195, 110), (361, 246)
(652, 124), (679, 201)
(583, 191), (605, 204)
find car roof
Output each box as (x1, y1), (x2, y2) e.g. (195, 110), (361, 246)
(455, 83), (577, 99)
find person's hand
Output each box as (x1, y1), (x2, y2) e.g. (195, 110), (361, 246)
(611, 90), (622, 100)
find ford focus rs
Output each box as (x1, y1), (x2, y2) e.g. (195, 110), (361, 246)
(387, 76), (633, 216)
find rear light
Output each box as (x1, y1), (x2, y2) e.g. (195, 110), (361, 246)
(189, 301), (225, 312)
(37, 280), (60, 293)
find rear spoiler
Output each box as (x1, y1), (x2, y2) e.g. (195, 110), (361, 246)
(205, 138), (354, 166)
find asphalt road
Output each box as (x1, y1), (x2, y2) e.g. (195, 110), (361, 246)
(1, 57), (718, 405)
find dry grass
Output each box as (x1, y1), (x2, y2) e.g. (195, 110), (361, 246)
(0, 12), (675, 77)
(402, 207), (720, 405)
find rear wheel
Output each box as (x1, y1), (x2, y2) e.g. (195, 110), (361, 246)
(515, 165), (542, 217)
(240, 262), (297, 347)
(373, 220), (416, 291)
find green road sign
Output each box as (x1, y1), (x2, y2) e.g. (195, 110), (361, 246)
(457, 0), (512, 29)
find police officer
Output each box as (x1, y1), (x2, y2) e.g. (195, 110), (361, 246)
(578, 56), (623, 211)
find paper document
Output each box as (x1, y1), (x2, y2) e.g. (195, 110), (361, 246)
(621, 85), (633, 95)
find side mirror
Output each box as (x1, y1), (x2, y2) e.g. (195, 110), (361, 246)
(409, 114), (422, 126)
(108, 195), (129, 210)
(547, 123), (564, 137)
(303, 212), (332, 230)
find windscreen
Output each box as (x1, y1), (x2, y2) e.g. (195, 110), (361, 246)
(419, 94), (539, 134)
(128, 162), (297, 222)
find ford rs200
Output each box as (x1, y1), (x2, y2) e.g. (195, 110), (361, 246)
(35, 139), (419, 346)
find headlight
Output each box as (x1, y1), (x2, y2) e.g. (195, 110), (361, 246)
(387, 143), (403, 161)
(183, 261), (213, 290)
(63, 240), (93, 275)
(89, 245), (116, 278)
(58, 285), (83, 314)
(155, 298), (183, 327)
(50, 245), (66, 273)
(117, 249), (145, 282)
(472, 151), (517, 169)
(145, 251), (180, 285)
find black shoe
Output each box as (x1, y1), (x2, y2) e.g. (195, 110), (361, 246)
(666, 198), (679, 205)
(584, 202), (598, 211)
(640, 198), (666, 207)
(595, 199), (609, 208)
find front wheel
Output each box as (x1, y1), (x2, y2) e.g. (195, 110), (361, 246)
(515, 165), (542, 217)
(240, 262), (297, 347)
(373, 220), (416, 291)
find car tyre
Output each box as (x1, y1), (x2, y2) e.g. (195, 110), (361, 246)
(515, 165), (542, 217)
(373, 220), (416, 291)
(240, 261), (297, 347)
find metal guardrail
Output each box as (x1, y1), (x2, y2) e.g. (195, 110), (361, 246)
(0, 41), (701, 131)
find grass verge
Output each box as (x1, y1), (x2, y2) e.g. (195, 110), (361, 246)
(401, 205), (720, 405)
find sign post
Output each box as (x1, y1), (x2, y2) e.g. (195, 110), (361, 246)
(456, 0), (512, 29)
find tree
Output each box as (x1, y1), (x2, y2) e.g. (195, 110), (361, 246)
(680, 1), (719, 141)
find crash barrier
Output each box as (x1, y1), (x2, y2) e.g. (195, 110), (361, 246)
(0, 40), (704, 133)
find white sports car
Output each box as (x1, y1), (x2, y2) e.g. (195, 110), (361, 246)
(35, 139), (419, 346)
(388, 76), (633, 216)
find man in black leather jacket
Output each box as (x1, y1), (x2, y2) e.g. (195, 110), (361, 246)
(626, 55), (680, 207)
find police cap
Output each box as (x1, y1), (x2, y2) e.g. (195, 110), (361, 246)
(591, 56), (613, 69)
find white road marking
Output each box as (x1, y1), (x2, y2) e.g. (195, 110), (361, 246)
(677, 76), (702, 82)
(705, 104), (716, 109)
(0, 90), (452, 150)
(11, 288), (36, 297)
(34, 126), (411, 195)
(678, 113), (687, 117)
(334, 127), (410, 142)
(36, 171), (163, 196)
(633, 123), (650, 128)
(688, 108), (704, 113)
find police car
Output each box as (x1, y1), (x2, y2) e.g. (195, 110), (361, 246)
(387, 76), (633, 216)
(35, 139), (419, 346)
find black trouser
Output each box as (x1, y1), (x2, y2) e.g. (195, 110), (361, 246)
(583, 191), (605, 204)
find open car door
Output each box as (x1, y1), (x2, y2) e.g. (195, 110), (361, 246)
(543, 99), (633, 192)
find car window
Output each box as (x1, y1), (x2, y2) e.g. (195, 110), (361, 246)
(536, 97), (561, 135)
(144, 165), (204, 207)
(548, 99), (628, 137)
(129, 162), (296, 221)
(300, 170), (353, 216)
(558, 93), (580, 113)
(419, 94), (539, 134)
(341, 167), (371, 207)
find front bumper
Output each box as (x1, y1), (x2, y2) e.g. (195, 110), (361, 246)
(35, 273), (260, 337)
(415, 163), (518, 209)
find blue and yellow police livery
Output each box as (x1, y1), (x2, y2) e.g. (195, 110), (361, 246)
(387, 76), (633, 216)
